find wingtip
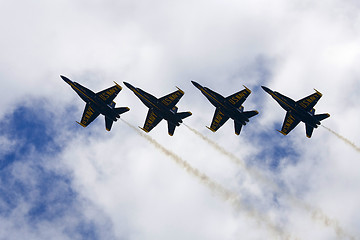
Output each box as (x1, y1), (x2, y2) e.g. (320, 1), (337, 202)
(113, 81), (122, 90)
(243, 85), (251, 93)
(76, 121), (86, 128)
(314, 88), (322, 96)
(138, 126), (149, 133)
(176, 86), (184, 94)
(276, 130), (287, 136)
(206, 126), (216, 132)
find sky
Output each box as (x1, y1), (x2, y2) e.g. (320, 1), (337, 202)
(0, 0), (360, 239)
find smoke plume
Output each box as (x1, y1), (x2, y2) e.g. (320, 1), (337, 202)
(184, 124), (355, 239)
(322, 125), (360, 153)
(121, 119), (291, 239)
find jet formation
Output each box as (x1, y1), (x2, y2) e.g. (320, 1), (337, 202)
(262, 86), (330, 138)
(62, 75), (330, 138)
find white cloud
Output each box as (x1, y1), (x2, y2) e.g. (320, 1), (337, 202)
(1, 0), (360, 239)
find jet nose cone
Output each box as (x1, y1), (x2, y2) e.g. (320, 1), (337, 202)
(123, 81), (134, 90)
(60, 75), (73, 85)
(191, 81), (202, 89)
(261, 86), (271, 93)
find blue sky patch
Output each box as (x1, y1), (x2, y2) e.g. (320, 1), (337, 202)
(0, 103), (110, 239)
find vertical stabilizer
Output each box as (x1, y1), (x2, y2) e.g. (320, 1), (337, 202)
(176, 111), (192, 119)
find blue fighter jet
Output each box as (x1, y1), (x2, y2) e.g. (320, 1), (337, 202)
(192, 81), (258, 135)
(61, 75), (130, 131)
(262, 86), (330, 138)
(123, 82), (192, 136)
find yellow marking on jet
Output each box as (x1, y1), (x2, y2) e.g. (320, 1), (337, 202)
(161, 91), (182, 106)
(243, 85), (251, 92)
(76, 121), (86, 127)
(69, 84), (98, 106)
(176, 86), (184, 94)
(139, 126), (149, 132)
(277, 130), (287, 135)
(201, 89), (225, 108)
(132, 89), (158, 109)
(270, 92), (296, 112)
(144, 112), (158, 129)
(113, 81), (122, 90)
(206, 126), (216, 132)
(314, 89), (322, 96)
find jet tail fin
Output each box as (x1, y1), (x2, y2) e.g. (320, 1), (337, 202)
(314, 113), (330, 122)
(243, 110), (259, 119)
(176, 111), (192, 120)
(305, 123), (314, 138)
(234, 121), (243, 135)
(105, 116), (114, 131)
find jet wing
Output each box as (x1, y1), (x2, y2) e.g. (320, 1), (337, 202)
(96, 82), (122, 104)
(78, 103), (100, 127)
(296, 90), (322, 111)
(279, 112), (300, 135)
(225, 86), (251, 108)
(208, 108), (230, 132)
(159, 88), (184, 109)
(141, 109), (163, 133)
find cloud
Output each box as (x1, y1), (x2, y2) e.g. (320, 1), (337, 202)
(1, 0), (360, 239)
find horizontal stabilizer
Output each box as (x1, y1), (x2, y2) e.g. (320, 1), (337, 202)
(114, 107), (130, 115)
(168, 122), (176, 136)
(305, 123), (314, 138)
(314, 113), (330, 122)
(243, 110), (259, 119)
(176, 111), (192, 119)
(105, 116), (114, 131)
(234, 121), (243, 135)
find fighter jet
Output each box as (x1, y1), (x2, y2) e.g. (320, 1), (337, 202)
(61, 75), (130, 131)
(123, 82), (192, 136)
(262, 86), (330, 138)
(191, 81), (258, 135)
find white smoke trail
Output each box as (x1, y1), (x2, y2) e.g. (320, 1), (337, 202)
(121, 119), (292, 239)
(322, 125), (360, 153)
(184, 124), (356, 239)
(183, 123), (279, 192)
